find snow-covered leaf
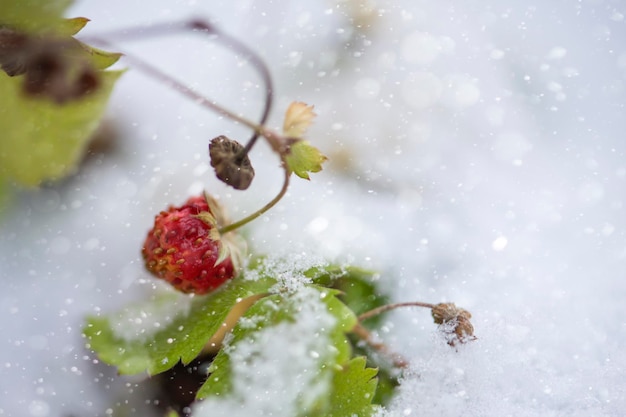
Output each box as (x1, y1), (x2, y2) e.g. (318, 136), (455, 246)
(83, 273), (274, 375)
(195, 285), (359, 416)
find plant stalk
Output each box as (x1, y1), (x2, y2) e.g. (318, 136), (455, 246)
(358, 301), (436, 322)
(218, 164), (291, 234)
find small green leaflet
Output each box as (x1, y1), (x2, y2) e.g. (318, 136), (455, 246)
(329, 356), (379, 417)
(281, 101), (327, 180)
(285, 139), (328, 180)
(84, 274), (274, 375)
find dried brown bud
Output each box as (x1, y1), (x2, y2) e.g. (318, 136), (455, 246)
(431, 302), (475, 346)
(209, 135), (255, 190)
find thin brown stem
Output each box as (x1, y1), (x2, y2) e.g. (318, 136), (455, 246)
(358, 301), (436, 322)
(81, 19), (273, 151)
(352, 323), (408, 369)
(218, 164), (291, 235)
(86, 38), (261, 132)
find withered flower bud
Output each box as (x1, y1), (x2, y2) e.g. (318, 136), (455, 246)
(431, 302), (475, 346)
(209, 135), (255, 190)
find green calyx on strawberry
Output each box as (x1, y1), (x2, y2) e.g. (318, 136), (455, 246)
(142, 194), (242, 295)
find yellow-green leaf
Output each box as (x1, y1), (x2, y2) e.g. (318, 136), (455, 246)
(0, 69), (123, 186)
(79, 43), (123, 70)
(0, 0), (72, 33)
(58, 16), (90, 36)
(285, 140), (328, 180)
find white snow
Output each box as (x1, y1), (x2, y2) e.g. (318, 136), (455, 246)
(193, 286), (337, 417)
(0, 0), (624, 416)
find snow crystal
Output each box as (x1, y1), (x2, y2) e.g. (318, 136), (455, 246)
(192, 286), (337, 417)
(248, 252), (327, 293)
(491, 236), (508, 251)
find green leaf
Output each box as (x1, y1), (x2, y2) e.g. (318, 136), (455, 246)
(0, 0), (72, 33)
(329, 356), (379, 417)
(195, 285), (358, 416)
(83, 273), (274, 375)
(58, 16), (90, 36)
(79, 43), (123, 70)
(0, 3), (122, 189)
(306, 265), (390, 324)
(0, 69), (123, 186)
(285, 139), (327, 180)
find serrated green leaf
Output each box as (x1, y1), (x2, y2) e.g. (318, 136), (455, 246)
(84, 273), (274, 375)
(195, 285), (357, 416)
(329, 356), (379, 417)
(285, 140), (327, 180)
(0, 69), (123, 186)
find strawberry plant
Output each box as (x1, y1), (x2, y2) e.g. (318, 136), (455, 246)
(2, 3), (475, 415)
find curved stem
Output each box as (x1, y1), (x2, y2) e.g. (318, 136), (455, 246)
(96, 42), (260, 130)
(358, 301), (436, 322)
(218, 165), (291, 235)
(84, 20), (292, 229)
(82, 19), (273, 154)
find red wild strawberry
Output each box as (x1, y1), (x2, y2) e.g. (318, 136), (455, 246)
(142, 195), (238, 294)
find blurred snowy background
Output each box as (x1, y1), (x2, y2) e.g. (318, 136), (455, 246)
(1, 0), (625, 416)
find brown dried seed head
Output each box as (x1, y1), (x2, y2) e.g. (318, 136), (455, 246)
(432, 302), (471, 324)
(209, 135), (255, 190)
(431, 302), (475, 345)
